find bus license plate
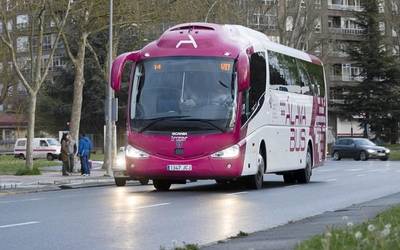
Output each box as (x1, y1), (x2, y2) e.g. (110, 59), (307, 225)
(167, 165), (192, 171)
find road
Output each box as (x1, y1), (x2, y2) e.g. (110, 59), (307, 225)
(1, 160), (400, 250)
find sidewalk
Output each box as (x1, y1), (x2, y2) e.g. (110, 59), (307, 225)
(0, 161), (115, 195)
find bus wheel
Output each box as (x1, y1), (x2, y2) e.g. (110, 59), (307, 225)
(19, 154), (25, 160)
(296, 147), (312, 184)
(153, 180), (171, 191)
(283, 173), (296, 184)
(115, 178), (127, 187)
(247, 154), (264, 190)
(139, 179), (149, 185)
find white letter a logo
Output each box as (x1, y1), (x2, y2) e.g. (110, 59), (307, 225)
(176, 34), (198, 49)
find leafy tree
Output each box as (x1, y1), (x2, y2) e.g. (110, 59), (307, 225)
(341, 0), (400, 143)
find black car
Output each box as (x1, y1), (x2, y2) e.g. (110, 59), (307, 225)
(332, 138), (390, 161)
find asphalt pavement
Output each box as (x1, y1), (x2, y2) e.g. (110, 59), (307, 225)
(0, 159), (400, 250)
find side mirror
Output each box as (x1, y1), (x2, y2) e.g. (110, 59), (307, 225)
(237, 51), (250, 91)
(111, 51), (141, 91)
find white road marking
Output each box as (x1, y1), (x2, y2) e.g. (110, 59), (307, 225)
(316, 169), (335, 172)
(0, 198), (44, 204)
(356, 174), (366, 177)
(227, 191), (248, 196)
(345, 168), (363, 172)
(326, 178), (337, 182)
(0, 221), (40, 229)
(135, 203), (170, 210)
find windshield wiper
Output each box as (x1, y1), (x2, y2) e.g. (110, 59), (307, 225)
(218, 80), (229, 88)
(137, 116), (189, 133)
(177, 118), (226, 133)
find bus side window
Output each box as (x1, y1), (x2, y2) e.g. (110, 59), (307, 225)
(268, 51), (288, 91)
(296, 59), (315, 96)
(249, 52), (266, 111)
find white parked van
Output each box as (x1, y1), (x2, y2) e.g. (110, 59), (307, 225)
(14, 138), (61, 161)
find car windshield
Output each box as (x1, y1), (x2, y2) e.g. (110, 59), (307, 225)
(354, 139), (375, 146)
(47, 139), (60, 146)
(130, 57), (236, 133)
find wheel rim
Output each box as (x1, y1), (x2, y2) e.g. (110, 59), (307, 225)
(360, 152), (366, 160)
(256, 156), (264, 188)
(306, 150), (312, 179)
(333, 152), (339, 160)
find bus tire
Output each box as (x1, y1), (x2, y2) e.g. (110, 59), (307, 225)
(139, 179), (149, 185)
(246, 154), (264, 190)
(115, 178), (127, 187)
(153, 180), (171, 191)
(296, 147), (312, 184)
(19, 154), (25, 160)
(283, 173), (296, 184)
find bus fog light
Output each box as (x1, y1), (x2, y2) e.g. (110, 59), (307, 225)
(130, 163), (135, 168)
(211, 145), (240, 159)
(227, 164), (232, 168)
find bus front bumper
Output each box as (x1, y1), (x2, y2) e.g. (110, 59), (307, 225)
(125, 154), (244, 180)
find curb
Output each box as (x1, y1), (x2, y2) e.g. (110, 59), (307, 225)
(59, 181), (115, 189)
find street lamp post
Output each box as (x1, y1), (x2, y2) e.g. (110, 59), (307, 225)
(105, 0), (113, 176)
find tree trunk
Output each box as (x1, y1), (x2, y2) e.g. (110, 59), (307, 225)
(69, 34), (88, 142)
(25, 93), (37, 169)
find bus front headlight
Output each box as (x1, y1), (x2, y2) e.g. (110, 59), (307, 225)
(211, 145), (240, 159)
(115, 156), (126, 169)
(126, 145), (149, 159)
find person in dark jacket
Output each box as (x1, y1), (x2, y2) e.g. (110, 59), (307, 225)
(78, 134), (92, 176)
(60, 133), (69, 176)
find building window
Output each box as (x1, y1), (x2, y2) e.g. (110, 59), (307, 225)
(43, 35), (52, 50)
(7, 20), (12, 31)
(285, 16), (293, 31)
(379, 22), (385, 35)
(16, 14), (29, 29)
(393, 45), (399, 55)
(53, 53), (66, 68)
(16, 36), (29, 52)
(4, 129), (15, 140)
(393, 0), (399, 14)
(378, 0), (385, 13)
(314, 17), (321, 33)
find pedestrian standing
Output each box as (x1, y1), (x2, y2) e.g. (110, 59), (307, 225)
(60, 133), (69, 176)
(78, 133), (92, 176)
(66, 134), (76, 174)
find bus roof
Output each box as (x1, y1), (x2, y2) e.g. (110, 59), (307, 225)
(139, 22), (322, 65)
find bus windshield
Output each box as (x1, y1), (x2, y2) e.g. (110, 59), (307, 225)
(130, 57), (236, 133)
